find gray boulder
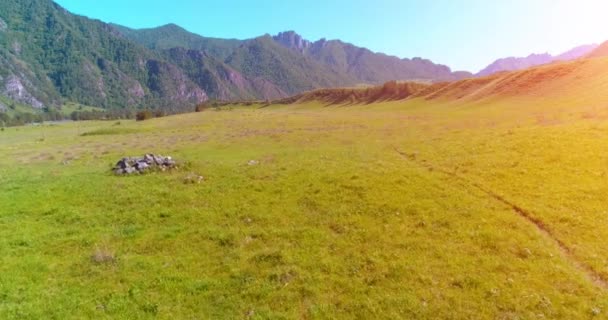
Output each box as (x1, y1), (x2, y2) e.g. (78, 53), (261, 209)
(113, 154), (178, 175)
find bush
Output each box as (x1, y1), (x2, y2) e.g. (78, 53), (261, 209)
(195, 103), (207, 112)
(136, 110), (154, 121)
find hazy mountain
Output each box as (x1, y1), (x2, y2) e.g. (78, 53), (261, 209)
(587, 41), (608, 59)
(477, 44), (598, 77)
(554, 44), (598, 61)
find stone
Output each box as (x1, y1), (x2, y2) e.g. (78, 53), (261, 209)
(136, 162), (150, 171)
(124, 167), (137, 174)
(112, 154), (178, 175)
(183, 173), (204, 184)
(116, 158), (129, 169)
(592, 307), (601, 316)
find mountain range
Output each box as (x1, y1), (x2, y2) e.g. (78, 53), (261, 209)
(0, 0), (605, 112)
(0, 0), (471, 111)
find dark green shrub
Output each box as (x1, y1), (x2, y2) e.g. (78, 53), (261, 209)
(136, 110), (154, 121)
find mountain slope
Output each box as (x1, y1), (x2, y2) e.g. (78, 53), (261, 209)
(225, 35), (358, 95)
(0, 0), (207, 109)
(477, 44), (597, 77)
(163, 47), (286, 100)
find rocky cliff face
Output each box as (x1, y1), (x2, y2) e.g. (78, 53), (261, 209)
(3, 75), (44, 108)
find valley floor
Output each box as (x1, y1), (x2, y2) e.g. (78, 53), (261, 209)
(0, 98), (607, 319)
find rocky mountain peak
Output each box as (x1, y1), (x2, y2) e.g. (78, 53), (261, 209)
(273, 31), (311, 51)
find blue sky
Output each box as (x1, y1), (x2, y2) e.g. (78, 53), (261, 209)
(54, 0), (608, 72)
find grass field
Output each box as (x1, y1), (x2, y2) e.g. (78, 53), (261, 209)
(1, 94), (607, 319)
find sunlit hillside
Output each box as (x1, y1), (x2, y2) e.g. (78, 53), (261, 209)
(286, 55), (608, 108)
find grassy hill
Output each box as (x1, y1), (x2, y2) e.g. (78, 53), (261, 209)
(1, 56), (608, 318)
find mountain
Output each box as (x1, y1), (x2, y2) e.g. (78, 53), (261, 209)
(272, 31), (470, 82)
(224, 35), (358, 95)
(476, 44), (598, 77)
(477, 54), (553, 77)
(119, 28), (471, 94)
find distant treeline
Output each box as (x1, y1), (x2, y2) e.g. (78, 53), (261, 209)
(0, 101), (265, 127)
(0, 108), (140, 127)
(0, 109), (63, 127)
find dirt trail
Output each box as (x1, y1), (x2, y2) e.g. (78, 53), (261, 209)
(392, 147), (608, 290)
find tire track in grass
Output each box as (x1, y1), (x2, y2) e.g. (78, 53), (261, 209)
(392, 147), (608, 290)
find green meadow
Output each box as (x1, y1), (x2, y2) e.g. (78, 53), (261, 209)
(0, 98), (607, 319)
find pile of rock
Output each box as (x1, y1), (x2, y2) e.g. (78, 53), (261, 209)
(113, 154), (177, 175)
